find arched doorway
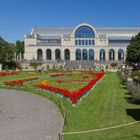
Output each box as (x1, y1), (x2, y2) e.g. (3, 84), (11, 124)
(64, 49), (70, 60)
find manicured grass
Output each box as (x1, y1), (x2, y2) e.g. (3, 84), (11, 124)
(0, 72), (140, 140)
(62, 72), (140, 140)
(0, 71), (93, 91)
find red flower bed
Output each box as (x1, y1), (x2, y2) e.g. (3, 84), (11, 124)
(83, 76), (89, 79)
(34, 72), (105, 104)
(51, 74), (64, 77)
(56, 80), (64, 83)
(3, 77), (38, 86)
(0, 71), (19, 77)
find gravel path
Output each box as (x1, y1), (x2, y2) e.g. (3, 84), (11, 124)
(0, 89), (63, 140)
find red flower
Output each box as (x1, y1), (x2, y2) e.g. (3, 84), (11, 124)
(34, 72), (105, 104)
(3, 77), (39, 86)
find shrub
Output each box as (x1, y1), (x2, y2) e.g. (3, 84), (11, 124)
(111, 62), (118, 69)
(30, 61), (40, 71)
(126, 79), (140, 103)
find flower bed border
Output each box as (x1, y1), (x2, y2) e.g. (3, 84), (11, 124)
(3, 77), (39, 86)
(34, 72), (105, 105)
(0, 71), (19, 77)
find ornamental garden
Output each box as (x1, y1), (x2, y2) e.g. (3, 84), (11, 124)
(0, 68), (140, 139)
(1, 70), (104, 105)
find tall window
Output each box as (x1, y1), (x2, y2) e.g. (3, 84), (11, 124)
(89, 49), (94, 61)
(89, 39), (91, 45)
(46, 49), (52, 60)
(82, 39), (85, 45)
(118, 49), (124, 60)
(82, 49), (88, 61)
(55, 49), (61, 60)
(92, 40), (95, 45)
(109, 49), (115, 60)
(75, 25), (95, 38)
(85, 40), (88, 45)
(64, 49), (70, 60)
(76, 49), (81, 60)
(37, 49), (43, 60)
(100, 49), (105, 60)
(75, 40), (78, 45)
(79, 40), (81, 45)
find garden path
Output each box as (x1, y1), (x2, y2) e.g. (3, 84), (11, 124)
(0, 89), (63, 140)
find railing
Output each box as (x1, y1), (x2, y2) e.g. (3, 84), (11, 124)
(59, 120), (140, 140)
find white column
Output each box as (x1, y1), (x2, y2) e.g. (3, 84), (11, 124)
(70, 48), (75, 61)
(61, 50), (64, 60)
(95, 49), (99, 61)
(115, 51), (118, 61)
(106, 49), (109, 61)
(52, 50), (55, 60)
(43, 50), (46, 60)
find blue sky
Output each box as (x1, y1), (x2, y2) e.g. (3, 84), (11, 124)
(0, 0), (140, 43)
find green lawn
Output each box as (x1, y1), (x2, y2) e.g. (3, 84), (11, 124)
(62, 72), (140, 140)
(0, 72), (140, 140)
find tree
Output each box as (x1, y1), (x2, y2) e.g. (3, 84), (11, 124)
(15, 40), (24, 60)
(0, 36), (24, 69)
(126, 32), (140, 63)
(0, 37), (15, 69)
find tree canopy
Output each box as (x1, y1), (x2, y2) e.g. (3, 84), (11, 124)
(15, 40), (24, 60)
(0, 36), (24, 69)
(126, 32), (140, 63)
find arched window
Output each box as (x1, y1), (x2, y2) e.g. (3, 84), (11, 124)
(37, 49), (43, 60)
(79, 40), (81, 45)
(109, 49), (115, 60)
(64, 49), (70, 60)
(82, 39), (85, 45)
(75, 25), (95, 38)
(75, 40), (78, 45)
(89, 49), (94, 61)
(82, 49), (88, 61)
(76, 49), (81, 60)
(118, 49), (124, 60)
(100, 49), (105, 60)
(55, 49), (61, 60)
(46, 49), (52, 60)
(89, 39), (91, 45)
(85, 40), (88, 45)
(92, 40), (95, 45)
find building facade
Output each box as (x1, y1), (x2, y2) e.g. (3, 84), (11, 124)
(24, 23), (139, 63)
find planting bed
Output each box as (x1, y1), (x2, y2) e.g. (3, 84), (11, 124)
(34, 71), (105, 104)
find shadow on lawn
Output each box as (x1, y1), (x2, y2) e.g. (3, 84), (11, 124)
(126, 109), (140, 121)
(124, 94), (140, 105)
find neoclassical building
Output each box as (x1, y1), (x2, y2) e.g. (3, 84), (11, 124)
(24, 23), (139, 63)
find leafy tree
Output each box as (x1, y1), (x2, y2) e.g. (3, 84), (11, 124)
(0, 37), (15, 69)
(15, 40), (24, 60)
(0, 36), (24, 69)
(126, 32), (140, 63)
